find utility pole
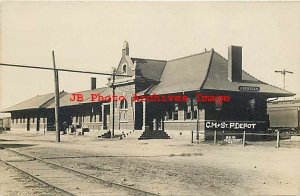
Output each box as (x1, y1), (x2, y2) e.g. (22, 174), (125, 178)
(275, 69), (293, 90)
(196, 108), (200, 143)
(111, 68), (116, 138)
(52, 51), (60, 142)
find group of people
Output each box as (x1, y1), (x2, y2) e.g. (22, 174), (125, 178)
(62, 121), (76, 134)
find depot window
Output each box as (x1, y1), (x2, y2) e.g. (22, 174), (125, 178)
(120, 99), (128, 109)
(165, 103), (173, 121)
(185, 98), (198, 120)
(215, 97), (223, 111)
(193, 98), (198, 119)
(173, 103), (179, 120)
(249, 99), (256, 110)
(120, 99), (128, 122)
(186, 98), (192, 119)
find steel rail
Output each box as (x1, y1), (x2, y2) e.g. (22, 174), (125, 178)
(4, 148), (157, 196)
(0, 158), (75, 196)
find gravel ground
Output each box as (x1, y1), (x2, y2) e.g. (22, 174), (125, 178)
(1, 131), (300, 196)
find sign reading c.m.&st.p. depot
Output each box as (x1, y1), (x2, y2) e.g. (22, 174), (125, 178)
(205, 121), (262, 130)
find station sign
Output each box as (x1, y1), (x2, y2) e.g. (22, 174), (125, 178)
(205, 121), (267, 130)
(238, 86), (260, 92)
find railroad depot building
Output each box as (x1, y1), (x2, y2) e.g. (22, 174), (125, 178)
(1, 42), (295, 140)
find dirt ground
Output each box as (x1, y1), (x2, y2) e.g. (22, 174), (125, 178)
(0, 131), (300, 196)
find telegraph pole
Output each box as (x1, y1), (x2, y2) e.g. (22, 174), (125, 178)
(52, 51), (60, 142)
(111, 68), (116, 138)
(275, 69), (293, 90)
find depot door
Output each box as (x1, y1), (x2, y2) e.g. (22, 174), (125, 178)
(103, 105), (110, 130)
(135, 102), (143, 130)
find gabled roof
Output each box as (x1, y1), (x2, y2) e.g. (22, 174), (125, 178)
(1, 91), (67, 112)
(131, 58), (167, 81)
(148, 50), (213, 94)
(139, 50), (294, 97)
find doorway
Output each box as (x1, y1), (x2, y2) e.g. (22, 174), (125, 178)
(103, 104), (110, 130)
(135, 102), (143, 130)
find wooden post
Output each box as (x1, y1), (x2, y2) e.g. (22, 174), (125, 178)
(222, 130), (225, 144)
(160, 119), (164, 131)
(243, 131), (246, 147)
(111, 69), (116, 138)
(101, 104), (105, 130)
(52, 51), (60, 142)
(276, 131), (280, 148)
(196, 108), (199, 142)
(214, 130), (217, 145)
(142, 102), (146, 130)
(191, 130), (193, 144)
(153, 119), (157, 131)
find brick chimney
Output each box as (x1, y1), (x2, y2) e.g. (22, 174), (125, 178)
(122, 41), (129, 56)
(228, 45), (242, 82)
(91, 77), (96, 90)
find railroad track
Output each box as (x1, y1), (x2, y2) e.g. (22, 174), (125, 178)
(0, 148), (157, 196)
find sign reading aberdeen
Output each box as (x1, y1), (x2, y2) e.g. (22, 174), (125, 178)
(238, 86), (260, 92)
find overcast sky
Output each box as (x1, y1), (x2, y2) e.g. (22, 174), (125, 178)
(1, 1), (300, 113)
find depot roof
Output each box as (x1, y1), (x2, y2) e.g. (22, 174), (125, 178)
(46, 87), (108, 108)
(1, 87), (109, 112)
(141, 50), (294, 97)
(1, 91), (67, 112)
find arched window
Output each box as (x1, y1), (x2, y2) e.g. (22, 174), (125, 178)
(120, 99), (128, 110)
(122, 64), (127, 74)
(120, 99), (128, 122)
